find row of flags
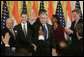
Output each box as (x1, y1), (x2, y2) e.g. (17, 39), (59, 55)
(1, 1), (9, 29)
(65, 1), (73, 44)
(12, 1), (20, 27)
(1, 1), (83, 43)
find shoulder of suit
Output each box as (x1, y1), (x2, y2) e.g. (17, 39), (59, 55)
(15, 23), (21, 27)
(1, 28), (10, 35)
(26, 21), (30, 25)
(46, 23), (53, 30)
(46, 23), (52, 26)
(79, 19), (83, 23)
(72, 20), (75, 23)
(14, 23), (21, 30)
(1, 27), (9, 31)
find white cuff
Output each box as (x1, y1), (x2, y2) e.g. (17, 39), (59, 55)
(5, 45), (10, 47)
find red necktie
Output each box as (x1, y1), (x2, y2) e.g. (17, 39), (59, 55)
(74, 21), (77, 29)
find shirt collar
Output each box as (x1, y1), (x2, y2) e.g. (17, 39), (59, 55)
(75, 18), (80, 23)
(42, 24), (46, 26)
(21, 22), (27, 26)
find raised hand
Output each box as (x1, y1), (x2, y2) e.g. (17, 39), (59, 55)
(31, 10), (36, 21)
(2, 32), (10, 45)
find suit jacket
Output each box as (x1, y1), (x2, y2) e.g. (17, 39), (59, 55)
(1, 46), (12, 56)
(1, 27), (16, 56)
(32, 22), (56, 48)
(1, 27), (16, 47)
(70, 38), (83, 56)
(4, 47), (12, 56)
(14, 21), (33, 49)
(31, 22), (56, 56)
(70, 19), (83, 43)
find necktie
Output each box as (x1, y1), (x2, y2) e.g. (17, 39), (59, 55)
(43, 25), (48, 40)
(10, 29), (16, 39)
(74, 21), (77, 29)
(23, 25), (26, 37)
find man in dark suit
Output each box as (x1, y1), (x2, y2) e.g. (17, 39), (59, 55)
(1, 18), (16, 56)
(70, 22), (83, 56)
(14, 11), (36, 51)
(30, 9), (57, 56)
(1, 18), (16, 47)
(66, 9), (83, 43)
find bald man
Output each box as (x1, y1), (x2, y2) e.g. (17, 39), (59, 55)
(1, 18), (16, 56)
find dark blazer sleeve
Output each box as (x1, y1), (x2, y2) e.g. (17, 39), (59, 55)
(70, 19), (83, 36)
(69, 21), (76, 36)
(49, 25), (56, 49)
(4, 47), (12, 56)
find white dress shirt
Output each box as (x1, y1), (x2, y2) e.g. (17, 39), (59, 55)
(21, 22), (27, 34)
(75, 18), (80, 24)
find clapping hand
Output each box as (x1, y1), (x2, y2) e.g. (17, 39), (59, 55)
(65, 29), (73, 34)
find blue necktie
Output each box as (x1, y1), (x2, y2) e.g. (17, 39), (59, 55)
(43, 25), (48, 40)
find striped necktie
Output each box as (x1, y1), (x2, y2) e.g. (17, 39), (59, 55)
(43, 25), (48, 40)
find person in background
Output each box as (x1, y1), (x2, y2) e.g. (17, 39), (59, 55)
(56, 40), (72, 56)
(66, 9), (83, 43)
(1, 18), (16, 56)
(52, 15), (66, 44)
(30, 9), (58, 56)
(70, 22), (83, 56)
(14, 11), (37, 52)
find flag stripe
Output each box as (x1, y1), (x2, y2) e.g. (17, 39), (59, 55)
(67, 1), (72, 22)
(48, 1), (53, 24)
(33, 1), (37, 20)
(12, 1), (19, 24)
(1, 1), (9, 29)
(56, 1), (65, 28)
(66, 1), (72, 29)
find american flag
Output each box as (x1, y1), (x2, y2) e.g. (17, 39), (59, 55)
(56, 1), (65, 28)
(22, 1), (27, 12)
(40, 1), (45, 10)
(1, 1), (9, 29)
(75, 1), (81, 9)
(75, 1), (83, 19)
